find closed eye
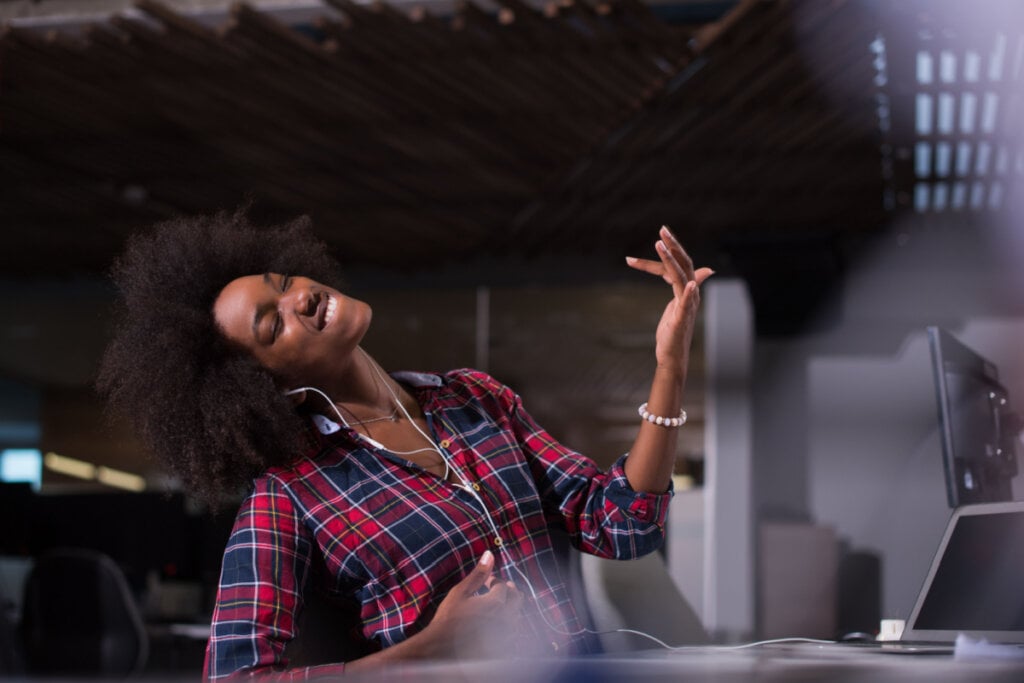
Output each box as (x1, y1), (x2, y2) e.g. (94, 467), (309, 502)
(272, 275), (291, 341)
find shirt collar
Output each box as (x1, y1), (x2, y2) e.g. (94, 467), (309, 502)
(390, 370), (443, 388)
(308, 371), (443, 435)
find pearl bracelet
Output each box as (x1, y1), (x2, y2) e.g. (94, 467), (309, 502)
(638, 402), (687, 428)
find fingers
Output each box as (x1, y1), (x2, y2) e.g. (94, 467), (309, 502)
(480, 578), (510, 602)
(626, 226), (713, 294)
(656, 239), (690, 302)
(659, 225), (695, 282)
(625, 255), (664, 277)
(453, 550), (494, 598)
(477, 579), (523, 616)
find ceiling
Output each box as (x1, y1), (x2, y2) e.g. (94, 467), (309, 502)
(1, 0), (1022, 490)
(1, 0), (1021, 333)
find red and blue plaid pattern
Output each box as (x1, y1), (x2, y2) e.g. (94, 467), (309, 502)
(205, 369), (671, 679)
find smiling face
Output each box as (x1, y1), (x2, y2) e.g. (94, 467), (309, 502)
(212, 273), (372, 393)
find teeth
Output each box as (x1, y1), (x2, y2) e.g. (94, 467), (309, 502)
(324, 295), (337, 326)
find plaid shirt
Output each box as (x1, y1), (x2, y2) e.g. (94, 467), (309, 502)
(205, 369), (671, 679)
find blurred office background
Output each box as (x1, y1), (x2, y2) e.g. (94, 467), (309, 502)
(1, 0), (1023, 675)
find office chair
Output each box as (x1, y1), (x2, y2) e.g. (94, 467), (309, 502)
(580, 551), (709, 651)
(20, 548), (149, 676)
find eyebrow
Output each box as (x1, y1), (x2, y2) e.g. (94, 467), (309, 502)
(251, 273), (276, 344)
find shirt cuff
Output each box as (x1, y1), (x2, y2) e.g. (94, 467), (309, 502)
(604, 453), (674, 525)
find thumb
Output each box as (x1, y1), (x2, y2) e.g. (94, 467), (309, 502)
(694, 267), (715, 286)
(453, 550), (494, 597)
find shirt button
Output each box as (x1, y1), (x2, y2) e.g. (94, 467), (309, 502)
(472, 483), (481, 492)
(493, 537), (503, 547)
(439, 439), (451, 449)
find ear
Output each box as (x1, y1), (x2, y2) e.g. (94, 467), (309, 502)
(283, 388), (307, 407)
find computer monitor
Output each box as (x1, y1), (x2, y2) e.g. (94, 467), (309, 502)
(927, 326), (1020, 508)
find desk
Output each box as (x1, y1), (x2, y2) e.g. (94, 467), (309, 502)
(329, 645), (1024, 683)
(6, 646), (1024, 682)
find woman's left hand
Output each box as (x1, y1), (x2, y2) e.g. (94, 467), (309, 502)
(626, 226), (713, 377)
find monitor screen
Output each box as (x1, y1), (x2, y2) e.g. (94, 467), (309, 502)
(912, 504), (1024, 634)
(927, 327), (1018, 508)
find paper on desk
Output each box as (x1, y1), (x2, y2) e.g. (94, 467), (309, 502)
(953, 634), (1024, 661)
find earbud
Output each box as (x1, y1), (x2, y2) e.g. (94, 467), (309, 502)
(283, 387), (310, 408)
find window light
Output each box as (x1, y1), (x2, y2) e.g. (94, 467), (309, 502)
(959, 92), (977, 133)
(952, 182), (967, 209)
(980, 92), (999, 133)
(915, 142), (932, 178)
(916, 51), (933, 84)
(976, 142), (992, 175)
(956, 142), (972, 177)
(935, 142), (952, 177)
(970, 182), (986, 210)
(914, 183), (930, 212)
(932, 182), (949, 211)
(964, 51), (982, 82)
(937, 93), (955, 134)
(939, 50), (956, 82)
(916, 93), (933, 134)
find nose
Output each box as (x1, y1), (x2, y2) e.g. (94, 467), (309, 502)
(284, 285), (317, 318)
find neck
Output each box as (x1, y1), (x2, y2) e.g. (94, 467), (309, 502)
(332, 348), (412, 421)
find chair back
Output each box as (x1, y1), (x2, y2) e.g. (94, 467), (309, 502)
(580, 550), (709, 651)
(20, 548), (148, 677)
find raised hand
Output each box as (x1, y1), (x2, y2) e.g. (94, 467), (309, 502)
(626, 226), (713, 377)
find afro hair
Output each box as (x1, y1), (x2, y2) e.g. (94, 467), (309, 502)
(97, 208), (347, 505)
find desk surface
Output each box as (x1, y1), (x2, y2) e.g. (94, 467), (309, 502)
(334, 645), (1024, 683)
(8, 644), (1024, 682)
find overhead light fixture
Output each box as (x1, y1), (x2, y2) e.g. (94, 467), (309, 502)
(44, 452), (96, 480)
(96, 466), (146, 493)
(43, 452), (146, 492)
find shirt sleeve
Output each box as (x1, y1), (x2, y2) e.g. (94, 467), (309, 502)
(461, 370), (671, 560)
(204, 476), (347, 680)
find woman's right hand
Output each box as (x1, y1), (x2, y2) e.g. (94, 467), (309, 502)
(347, 551), (523, 671)
(425, 550), (523, 657)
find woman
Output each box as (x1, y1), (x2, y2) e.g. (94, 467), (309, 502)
(98, 209), (711, 679)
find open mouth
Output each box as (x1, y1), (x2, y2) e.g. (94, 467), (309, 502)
(320, 293), (337, 330)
